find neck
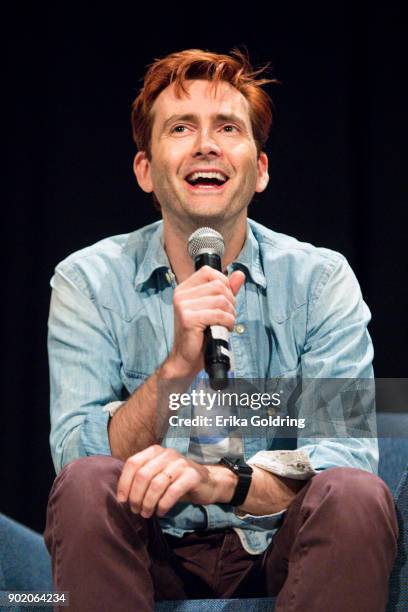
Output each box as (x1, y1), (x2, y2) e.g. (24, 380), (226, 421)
(162, 213), (248, 283)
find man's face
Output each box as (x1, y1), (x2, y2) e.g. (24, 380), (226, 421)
(134, 79), (269, 227)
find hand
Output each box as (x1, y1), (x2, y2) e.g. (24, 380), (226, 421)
(164, 266), (245, 379)
(116, 444), (237, 518)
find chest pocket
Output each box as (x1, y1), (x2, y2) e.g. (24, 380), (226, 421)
(121, 316), (168, 377)
(120, 366), (149, 396)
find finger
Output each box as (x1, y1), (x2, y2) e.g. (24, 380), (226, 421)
(156, 468), (201, 517)
(138, 473), (172, 518)
(128, 452), (184, 513)
(177, 295), (236, 316)
(117, 445), (165, 502)
(175, 278), (236, 305)
(178, 266), (230, 289)
(184, 308), (236, 332)
(139, 459), (186, 518)
(229, 270), (246, 296)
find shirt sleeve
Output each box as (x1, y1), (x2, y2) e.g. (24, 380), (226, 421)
(234, 255), (377, 526)
(297, 255), (378, 474)
(48, 264), (124, 473)
(252, 254), (377, 479)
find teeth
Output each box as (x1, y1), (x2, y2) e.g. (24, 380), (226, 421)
(187, 171), (227, 182)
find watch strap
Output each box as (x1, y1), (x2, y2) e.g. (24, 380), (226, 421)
(219, 457), (253, 507)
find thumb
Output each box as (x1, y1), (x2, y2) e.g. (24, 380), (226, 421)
(229, 270), (246, 296)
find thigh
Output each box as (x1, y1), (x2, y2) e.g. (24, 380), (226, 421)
(260, 477), (314, 596)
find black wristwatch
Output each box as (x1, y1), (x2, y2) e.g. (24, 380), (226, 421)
(219, 457), (253, 507)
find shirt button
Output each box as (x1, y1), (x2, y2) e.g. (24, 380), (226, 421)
(234, 324), (246, 334)
(165, 270), (176, 285)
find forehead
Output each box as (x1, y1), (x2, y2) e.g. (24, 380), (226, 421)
(151, 79), (252, 126)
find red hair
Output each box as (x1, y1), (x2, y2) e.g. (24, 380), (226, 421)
(131, 48), (276, 159)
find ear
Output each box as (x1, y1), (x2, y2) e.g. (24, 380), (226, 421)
(255, 152), (269, 193)
(133, 152), (153, 193)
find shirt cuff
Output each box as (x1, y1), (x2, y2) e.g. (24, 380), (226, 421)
(234, 507), (287, 524)
(102, 401), (125, 417)
(233, 449), (316, 522)
(247, 449), (316, 480)
(80, 408), (113, 456)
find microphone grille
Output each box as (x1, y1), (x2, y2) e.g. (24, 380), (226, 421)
(188, 227), (225, 259)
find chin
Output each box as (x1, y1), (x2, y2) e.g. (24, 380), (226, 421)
(184, 206), (228, 225)
(183, 198), (229, 214)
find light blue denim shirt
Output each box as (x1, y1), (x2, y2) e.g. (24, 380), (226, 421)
(48, 218), (377, 554)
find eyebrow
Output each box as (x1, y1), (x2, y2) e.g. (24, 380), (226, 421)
(161, 113), (248, 133)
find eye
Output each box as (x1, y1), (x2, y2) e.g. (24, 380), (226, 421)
(221, 124), (239, 133)
(171, 125), (189, 134)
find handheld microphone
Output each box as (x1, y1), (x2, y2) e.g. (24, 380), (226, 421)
(188, 227), (231, 390)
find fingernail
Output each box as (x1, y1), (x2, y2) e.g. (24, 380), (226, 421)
(117, 493), (125, 503)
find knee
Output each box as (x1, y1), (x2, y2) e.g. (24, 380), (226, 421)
(61, 454), (124, 480)
(310, 468), (397, 533)
(312, 467), (390, 502)
(49, 455), (124, 512)
(45, 456), (151, 554)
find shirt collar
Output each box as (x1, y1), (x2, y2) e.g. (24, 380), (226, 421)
(132, 218), (266, 290)
(133, 221), (170, 289)
(230, 219), (267, 289)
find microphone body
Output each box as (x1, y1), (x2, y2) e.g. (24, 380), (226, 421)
(188, 229), (231, 390)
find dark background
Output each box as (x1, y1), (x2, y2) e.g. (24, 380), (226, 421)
(3, 4), (407, 532)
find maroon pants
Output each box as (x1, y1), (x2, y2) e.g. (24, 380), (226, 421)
(44, 456), (398, 612)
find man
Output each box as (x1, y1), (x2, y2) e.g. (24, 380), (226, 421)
(45, 49), (398, 611)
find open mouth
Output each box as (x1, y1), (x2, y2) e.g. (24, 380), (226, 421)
(185, 171), (229, 190)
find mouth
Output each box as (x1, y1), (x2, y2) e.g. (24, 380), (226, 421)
(184, 170), (229, 191)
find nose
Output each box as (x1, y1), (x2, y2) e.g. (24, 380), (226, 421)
(192, 128), (221, 158)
